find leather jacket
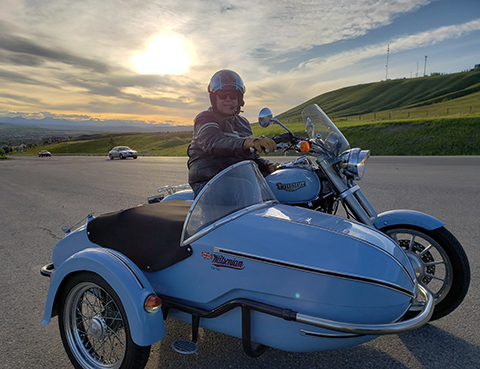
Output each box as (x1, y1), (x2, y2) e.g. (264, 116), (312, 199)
(187, 107), (271, 185)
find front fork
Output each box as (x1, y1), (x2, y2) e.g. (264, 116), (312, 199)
(321, 164), (378, 226)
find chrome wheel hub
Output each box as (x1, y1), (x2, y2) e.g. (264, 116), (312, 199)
(88, 316), (105, 340)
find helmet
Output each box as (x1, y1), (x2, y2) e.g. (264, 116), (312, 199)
(208, 70), (246, 112)
(208, 69), (246, 94)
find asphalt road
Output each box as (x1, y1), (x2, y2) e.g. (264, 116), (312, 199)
(1, 155), (479, 369)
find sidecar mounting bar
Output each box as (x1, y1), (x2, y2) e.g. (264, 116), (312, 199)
(161, 296), (297, 322)
(161, 284), (433, 340)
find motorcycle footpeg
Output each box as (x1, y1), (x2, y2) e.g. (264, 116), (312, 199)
(172, 339), (198, 355)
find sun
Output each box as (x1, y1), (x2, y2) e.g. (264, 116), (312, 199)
(131, 36), (191, 75)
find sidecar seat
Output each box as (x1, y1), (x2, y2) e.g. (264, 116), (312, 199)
(87, 200), (192, 272)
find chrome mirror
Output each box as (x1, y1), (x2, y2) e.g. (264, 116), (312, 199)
(258, 107), (273, 128)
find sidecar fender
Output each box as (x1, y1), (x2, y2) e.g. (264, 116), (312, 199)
(162, 189), (194, 202)
(373, 209), (444, 230)
(41, 247), (165, 347)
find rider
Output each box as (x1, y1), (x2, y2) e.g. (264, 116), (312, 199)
(187, 69), (278, 197)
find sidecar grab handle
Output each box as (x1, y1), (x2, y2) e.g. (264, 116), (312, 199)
(296, 285), (434, 335)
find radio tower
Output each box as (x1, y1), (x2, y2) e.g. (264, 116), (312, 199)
(424, 55), (428, 77)
(385, 45), (390, 80)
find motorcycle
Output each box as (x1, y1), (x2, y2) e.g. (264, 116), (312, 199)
(158, 103), (470, 322)
(40, 104), (468, 369)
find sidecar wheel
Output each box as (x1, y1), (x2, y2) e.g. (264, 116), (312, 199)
(383, 226), (470, 321)
(58, 272), (151, 369)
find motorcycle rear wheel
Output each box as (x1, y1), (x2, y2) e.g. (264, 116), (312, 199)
(58, 272), (151, 369)
(383, 226), (470, 321)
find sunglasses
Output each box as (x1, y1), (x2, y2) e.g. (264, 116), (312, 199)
(216, 92), (239, 100)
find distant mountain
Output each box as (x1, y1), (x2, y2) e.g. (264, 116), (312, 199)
(0, 116), (193, 134)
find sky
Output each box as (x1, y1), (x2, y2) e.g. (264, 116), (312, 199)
(0, 0), (479, 128)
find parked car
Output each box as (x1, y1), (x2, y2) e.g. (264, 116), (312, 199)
(108, 146), (138, 160)
(38, 150), (51, 157)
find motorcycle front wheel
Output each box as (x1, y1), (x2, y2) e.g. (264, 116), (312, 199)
(58, 272), (151, 369)
(383, 226), (470, 321)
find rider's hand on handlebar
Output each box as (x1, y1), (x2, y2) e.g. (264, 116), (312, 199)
(244, 136), (277, 154)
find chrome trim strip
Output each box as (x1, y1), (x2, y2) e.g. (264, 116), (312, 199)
(300, 329), (362, 338)
(260, 215), (415, 287)
(214, 248), (414, 297)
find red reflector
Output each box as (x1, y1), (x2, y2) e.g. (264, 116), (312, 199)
(144, 294), (162, 314)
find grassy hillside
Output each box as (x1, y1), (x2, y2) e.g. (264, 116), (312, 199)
(21, 131), (193, 156)
(17, 70), (480, 156)
(277, 70), (480, 123)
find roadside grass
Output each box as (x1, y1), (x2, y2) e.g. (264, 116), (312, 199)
(18, 115), (480, 157)
(253, 116), (480, 156)
(343, 117), (480, 155)
(21, 132), (193, 156)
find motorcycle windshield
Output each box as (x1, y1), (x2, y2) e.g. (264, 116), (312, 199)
(301, 104), (350, 157)
(182, 161), (277, 243)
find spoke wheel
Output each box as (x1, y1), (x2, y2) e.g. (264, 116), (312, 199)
(58, 273), (150, 369)
(383, 226), (470, 320)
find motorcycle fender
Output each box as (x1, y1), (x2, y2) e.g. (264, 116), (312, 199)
(373, 209), (444, 230)
(41, 248), (166, 347)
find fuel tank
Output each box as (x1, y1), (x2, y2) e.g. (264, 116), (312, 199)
(265, 167), (321, 204)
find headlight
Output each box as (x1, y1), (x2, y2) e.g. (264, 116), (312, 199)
(340, 148), (370, 180)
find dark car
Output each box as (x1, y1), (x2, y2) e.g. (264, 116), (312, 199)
(38, 150), (52, 157)
(108, 146), (138, 160)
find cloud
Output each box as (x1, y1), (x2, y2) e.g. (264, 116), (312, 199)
(0, 0), (479, 125)
(297, 18), (480, 78)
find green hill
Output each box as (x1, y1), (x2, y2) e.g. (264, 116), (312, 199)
(277, 70), (480, 122)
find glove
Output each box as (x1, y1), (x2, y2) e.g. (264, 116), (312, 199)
(267, 163), (280, 173)
(243, 136), (277, 154)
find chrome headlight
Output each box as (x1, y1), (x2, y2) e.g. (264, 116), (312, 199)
(340, 148), (370, 180)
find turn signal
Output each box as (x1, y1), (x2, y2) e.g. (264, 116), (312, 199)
(299, 141), (310, 153)
(144, 294), (162, 314)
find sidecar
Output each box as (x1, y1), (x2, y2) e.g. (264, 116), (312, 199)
(41, 161), (433, 369)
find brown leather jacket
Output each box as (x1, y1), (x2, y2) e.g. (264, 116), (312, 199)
(187, 107), (271, 185)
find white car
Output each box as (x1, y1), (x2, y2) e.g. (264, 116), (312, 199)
(108, 146), (138, 160)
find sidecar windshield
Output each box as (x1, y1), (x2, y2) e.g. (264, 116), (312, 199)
(302, 104), (350, 157)
(182, 161), (277, 244)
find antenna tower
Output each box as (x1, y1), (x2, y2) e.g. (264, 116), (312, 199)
(424, 55), (428, 77)
(385, 44), (390, 80)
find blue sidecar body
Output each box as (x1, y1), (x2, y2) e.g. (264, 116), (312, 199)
(41, 161), (433, 360)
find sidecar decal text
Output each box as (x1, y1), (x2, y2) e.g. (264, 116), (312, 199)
(204, 252), (245, 270)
